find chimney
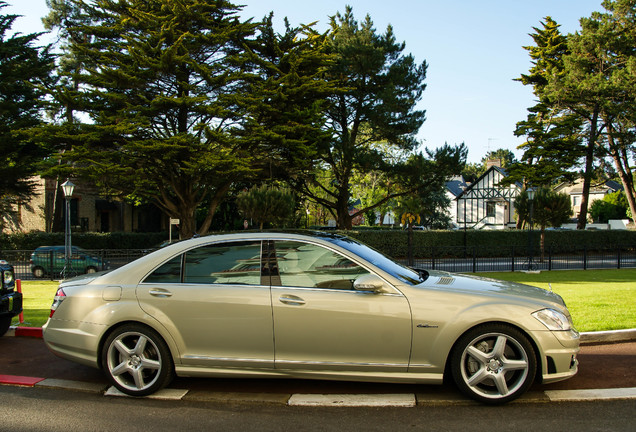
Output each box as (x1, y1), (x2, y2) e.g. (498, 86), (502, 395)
(486, 158), (502, 169)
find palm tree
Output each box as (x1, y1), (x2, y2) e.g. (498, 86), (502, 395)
(515, 188), (573, 260)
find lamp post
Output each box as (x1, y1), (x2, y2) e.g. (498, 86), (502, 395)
(61, 179), (75, 279)
(526, 188), (535, 271)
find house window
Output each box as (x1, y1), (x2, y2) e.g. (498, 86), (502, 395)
(486, 202), (496, 218)
(573, 196), (581, 206)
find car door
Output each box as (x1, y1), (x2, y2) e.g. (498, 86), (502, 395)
(137, 240), (274, 369)
(269, 240), (412, 373)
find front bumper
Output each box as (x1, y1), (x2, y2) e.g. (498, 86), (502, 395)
(535, 329), (580, 384)
(0, 291), (23, 318)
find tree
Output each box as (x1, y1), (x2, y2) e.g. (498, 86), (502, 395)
(238, 13), (334, 182)
(482, 148), (517, 168)
(297, 7), (465, 229)
(0, 2), (55, 229)
(514, 187), (572, 259)
(584, 0), (636, 225)
(510, 17), (585, 191)
(590, 191), (629, 222)
(50, 0), (261, 238)
(236, 184), (296, 230)
(544, 4), (634, 229)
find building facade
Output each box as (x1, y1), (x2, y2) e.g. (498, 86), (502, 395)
(4, 177), (164, 234)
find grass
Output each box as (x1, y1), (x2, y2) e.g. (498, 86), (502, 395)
(11, 280), (59, 329)
(12, 269), (636, 332)
(479, 269), (636, 332)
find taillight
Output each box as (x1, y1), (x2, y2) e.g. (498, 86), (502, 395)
(50, 288), (66, 318)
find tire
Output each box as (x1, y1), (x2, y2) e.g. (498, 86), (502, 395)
(101, 324), (174, 397)
(32, 266), (45, 278)
(86, 266), (97, 274)
(0, 317), (11, 337)
(450, 324), (536, 404)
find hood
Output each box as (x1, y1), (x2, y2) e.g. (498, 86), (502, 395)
(421, 270), (565, 307)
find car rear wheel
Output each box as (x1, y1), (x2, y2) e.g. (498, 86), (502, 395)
(86, 266), (97, 274)
(102, 324), (174, 397)
(450, 324), (536, 404)
(32, 266), (45, 278)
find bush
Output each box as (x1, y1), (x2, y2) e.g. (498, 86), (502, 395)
(0, 231), (168, 251)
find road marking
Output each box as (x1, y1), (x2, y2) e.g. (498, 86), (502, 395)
(288, 393), (416, 407)
(105, 386), (189, 400)
(546, 387), (636, 401)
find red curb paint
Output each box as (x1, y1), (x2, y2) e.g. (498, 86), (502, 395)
(14, 327), (43, 338)
(0, 375), (45, 387)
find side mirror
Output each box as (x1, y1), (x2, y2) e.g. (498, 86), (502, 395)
(353, 274), (387, 293)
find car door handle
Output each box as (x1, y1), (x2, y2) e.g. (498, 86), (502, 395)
(279, 295), (305, 306)
(149, 289), (173, 298)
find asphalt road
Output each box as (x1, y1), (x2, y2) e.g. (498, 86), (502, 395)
(0, 385), (634, 432)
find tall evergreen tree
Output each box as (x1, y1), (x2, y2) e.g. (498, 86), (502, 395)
(51, 0), (260, 238)
(0, 2), (55, 229)
(298, 7), (465, 229)
(510, 18), (585, 192)
(239, 13), (334, 181)
(581, 0), (636, 224)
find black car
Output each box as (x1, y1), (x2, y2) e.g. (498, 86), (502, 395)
(0, 260), (22, 336)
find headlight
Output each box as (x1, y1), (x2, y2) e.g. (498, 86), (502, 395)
(532, 308), (572, 331)
(2, 269), (14, 288)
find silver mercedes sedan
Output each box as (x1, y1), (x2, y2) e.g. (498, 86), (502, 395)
(43, 231), (579, 404)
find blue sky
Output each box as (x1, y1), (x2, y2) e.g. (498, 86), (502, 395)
(6, 0), (604, 163)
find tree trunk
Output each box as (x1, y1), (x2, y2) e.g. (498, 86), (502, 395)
(607, 124), (636, 224)
(577, 107), (600, 230)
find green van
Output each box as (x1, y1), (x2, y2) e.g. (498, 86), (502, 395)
(30, 246), (110, 278)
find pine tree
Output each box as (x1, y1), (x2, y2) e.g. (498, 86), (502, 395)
(510, 18), (585, 191)
(0, 2), (55, 229)
(299, 7), (464, 229)
(52, 0), (260, 238)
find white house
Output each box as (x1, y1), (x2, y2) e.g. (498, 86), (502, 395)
(455, 166), (521, 230)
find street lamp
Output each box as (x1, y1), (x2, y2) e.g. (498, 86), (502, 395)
(61, 179), (75, 279)
(526, 188), (535, 271)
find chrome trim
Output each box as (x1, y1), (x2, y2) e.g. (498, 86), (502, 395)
(183, 355), (274, 363)
(275, 359), (408, 368)
(182, 356), (413, 369)
(271, 285), (403, 296)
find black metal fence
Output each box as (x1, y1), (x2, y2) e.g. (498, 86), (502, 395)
(2, 244), (635, 281)
(405, 245), (636, 273)
(1, 249), (149, 281)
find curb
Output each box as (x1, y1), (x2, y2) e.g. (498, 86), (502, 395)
(1, 377), (635, 405)
(580, 328), (636, 344)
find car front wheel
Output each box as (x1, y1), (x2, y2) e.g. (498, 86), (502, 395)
(450, 324), (536, 404)
(102, 324), (174, 397)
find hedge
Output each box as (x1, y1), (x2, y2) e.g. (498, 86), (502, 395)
(0, 231), (167, 251)
(1, 229), (635, 258)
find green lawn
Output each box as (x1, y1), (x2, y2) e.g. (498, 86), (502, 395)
(13, 269), (636, 332)
(478, 269), (636, 332)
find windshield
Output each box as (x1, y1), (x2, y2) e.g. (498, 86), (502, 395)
(325, 235), (425, 286)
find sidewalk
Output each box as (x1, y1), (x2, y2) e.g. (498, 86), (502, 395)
(1, 329), (635, 405)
